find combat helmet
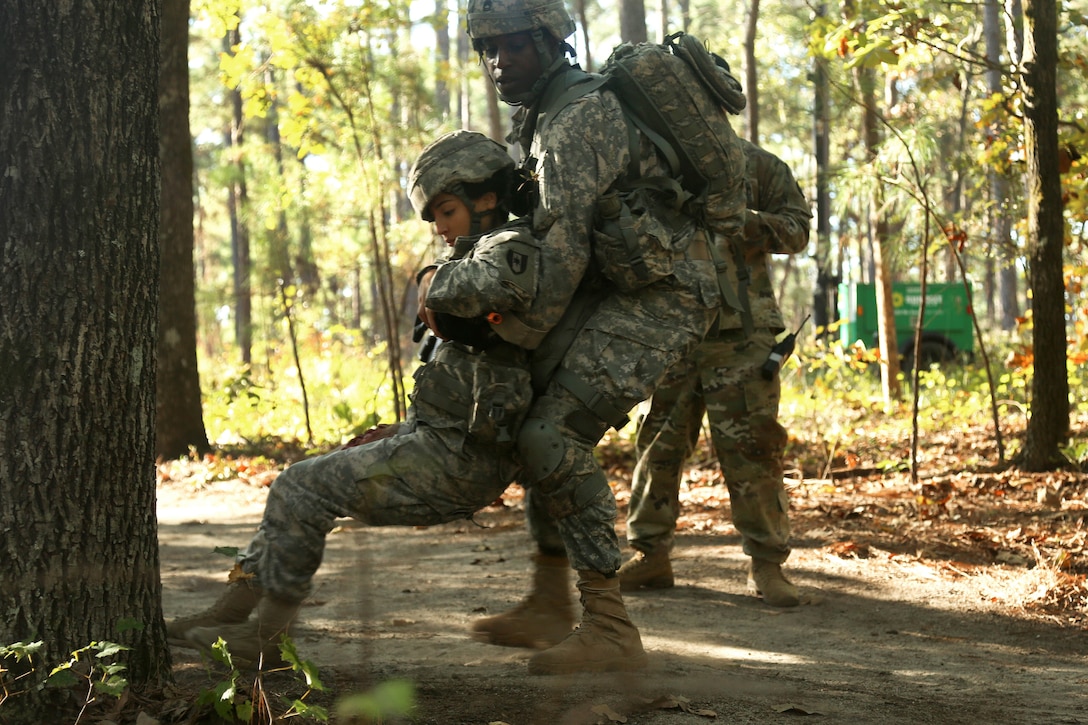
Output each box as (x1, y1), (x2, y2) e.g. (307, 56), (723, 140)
(408, 130), (514, 226)
(465, 0), (575, 44)
(466, 0), (577, 106)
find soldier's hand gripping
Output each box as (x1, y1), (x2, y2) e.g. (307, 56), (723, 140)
(416, 268), (447, 340)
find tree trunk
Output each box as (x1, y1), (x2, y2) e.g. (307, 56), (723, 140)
(620, 0), (648, 43)
(225, 24), (252, 366)
(0, 1), (171, 719)
(984, 0), (1020, 330)
(743, 0), (760, 142)
(811, 5), (836, 339)
(573, 0), (594, 71)
(435, 0), (451, 117)
(1020, 0), (1068, 470)
(457, 2), (471, 126)
(157, 0), (211, 460)
(486, 73), (505, 146)
(858, 65), (901, 403)
(678, 0), (691, 31)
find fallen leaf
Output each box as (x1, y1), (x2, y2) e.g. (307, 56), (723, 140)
(590, 703), (627, 722)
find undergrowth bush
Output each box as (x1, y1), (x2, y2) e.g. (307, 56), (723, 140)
(195, 319), (1088, 471)
(200, 324), (415, 450)
(779, 332), (1088, 472)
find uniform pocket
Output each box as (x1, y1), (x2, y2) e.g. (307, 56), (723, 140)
(468, 357), (533, 445)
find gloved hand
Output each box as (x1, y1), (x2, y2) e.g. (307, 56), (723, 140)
(339, 423), (401, 450)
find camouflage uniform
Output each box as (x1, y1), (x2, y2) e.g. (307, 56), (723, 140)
(241, 340), (526, 602)
(509, 74), (734, 574)
(177, 132), (561, 626)
(625, 139), (811, 564)
(461, 0), (748, 673)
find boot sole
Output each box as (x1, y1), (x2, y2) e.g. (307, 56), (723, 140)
(470, 629), (565, 650)
(527, 652), (649, 675)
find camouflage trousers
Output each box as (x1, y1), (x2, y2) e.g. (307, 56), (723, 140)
(626, 327), (792, 563)
(239, 420), (521, 602)
(520, 258), (721, 574)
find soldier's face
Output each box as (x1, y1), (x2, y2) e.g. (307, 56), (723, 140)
(428, 192), (497, 245)
(480, 31), (544, 100)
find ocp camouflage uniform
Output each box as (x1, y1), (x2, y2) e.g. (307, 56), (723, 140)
(625, 139), (811, 566)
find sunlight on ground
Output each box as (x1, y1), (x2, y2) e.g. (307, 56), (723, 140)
(640, 636), (812, 666)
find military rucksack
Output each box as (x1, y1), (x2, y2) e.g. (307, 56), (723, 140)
(539, 31), (748, 237)
(605, 32), (748, 234)
(535, 32), (751, 326)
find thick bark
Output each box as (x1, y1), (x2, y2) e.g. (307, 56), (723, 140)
(157, 0), (210, 459)
(0, 0), (171, 719)
(1020, 0), (1068, 470)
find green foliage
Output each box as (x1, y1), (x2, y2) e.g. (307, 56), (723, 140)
(197, 635), (329, 723)
(0, 641), (44, 705)
(335, 678), (416, 721)
(1, 639), (131, 724)
(200, 327), (409, 448)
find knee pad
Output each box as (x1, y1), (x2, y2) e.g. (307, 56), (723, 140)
(516, 417), (567, 483)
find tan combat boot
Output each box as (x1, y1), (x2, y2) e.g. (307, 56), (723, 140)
(471, 554), (576, 649)
(747, 559), (800, 607)
(617, 547), (674, 591)
(185, 593), (301, 669)
(527, 571), (648, 675)
(166, 569), (262, 648)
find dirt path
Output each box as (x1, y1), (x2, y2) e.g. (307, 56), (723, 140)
(158, 476), (1088, 725)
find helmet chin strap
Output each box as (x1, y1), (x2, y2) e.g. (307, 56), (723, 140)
(496, 30), (573, 106)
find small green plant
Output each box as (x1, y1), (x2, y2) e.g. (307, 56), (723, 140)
(48, 640), (131, 724)
(197, 635), (328, 723)
(1, 638), (132, 725)
(0, 640), (44, 707)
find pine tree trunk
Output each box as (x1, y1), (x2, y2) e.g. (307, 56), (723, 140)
(1020, 0), (1068, 471)
(158, 0), (211, 459)
(857, 65), (901, 403)
(620, 0), (648, 43)
(743, 0), (761, 142)
(0, 1), (171, 720)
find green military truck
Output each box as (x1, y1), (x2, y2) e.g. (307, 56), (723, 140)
(837, 282), (975, 369)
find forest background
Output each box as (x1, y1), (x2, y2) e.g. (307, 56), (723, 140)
(1, 0), (1087, 721)
(165, 0), (1088, 465)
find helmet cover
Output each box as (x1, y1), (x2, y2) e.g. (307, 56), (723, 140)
(466, 0), (575, 42)
(408, 130), (514, 221)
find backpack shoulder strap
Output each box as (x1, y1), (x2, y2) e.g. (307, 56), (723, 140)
(536, 69), (608, 137)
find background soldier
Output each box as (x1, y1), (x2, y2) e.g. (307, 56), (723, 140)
(620, 139), (812, 607)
